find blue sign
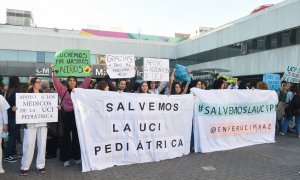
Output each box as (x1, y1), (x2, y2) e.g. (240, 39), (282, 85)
(174, 64), (191, 82)
(263, 73), (281, 91)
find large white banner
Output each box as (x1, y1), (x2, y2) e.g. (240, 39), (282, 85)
(72, 89), (194, 172)
(16, 93), (58, 124)
(105, 54), (135, 79)
(190, 88), (278, 153)
(143, 58), (169, 81)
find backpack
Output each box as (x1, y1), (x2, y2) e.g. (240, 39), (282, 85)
(286, 95), (300, 116)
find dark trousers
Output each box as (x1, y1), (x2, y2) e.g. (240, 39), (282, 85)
(59, 111), (81, 162)
(5, 118), (20, 157)
(46, 135), (58, 156)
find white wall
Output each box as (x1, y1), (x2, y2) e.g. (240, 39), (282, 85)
(0, 26), (176, 59)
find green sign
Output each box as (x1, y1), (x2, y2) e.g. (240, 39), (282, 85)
(54, 49), (91, 77)
(217, 74), (237, 84)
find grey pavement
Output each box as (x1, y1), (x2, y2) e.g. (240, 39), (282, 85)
(1, 133), (300, 180)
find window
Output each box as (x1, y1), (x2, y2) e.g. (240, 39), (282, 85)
(0, 50), (18, 61)
(228, 44), (241, 57)
(45, 52), (55, 63)
(270, 34), (278, 48)
(18, 51), (36, 62)
(217, 47), (229, 59)
(37, 52), (45, 63)
(296, 27), (300, 44)
(240, 43), (247, 55)
(257, 37), (266, 51)
(282, 30), (291, 46)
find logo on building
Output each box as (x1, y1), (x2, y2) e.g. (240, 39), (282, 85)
(36, 67), (50, 76)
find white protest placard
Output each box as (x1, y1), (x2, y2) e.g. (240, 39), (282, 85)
(105, 54), (135, 79)
(190, 88), (278, 153)
(16, 93), (58, 124)
(71, 89), (194, 172)
(143, 58), (169, 81)
(283, 65), (300, 83)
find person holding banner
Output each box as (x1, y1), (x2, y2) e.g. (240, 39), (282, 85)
(20, 77), (47, 176)
(288, 87), (300, 138)
(256, 82), (269, 90)
(211, 77), (227, 89)
(41, 80), (59, 159)
(51, 64), (92, 167)
(104, 67), (137, 93)
(169, 68), (190, 95)
(0, 95), (10, 173)
(149, 81), (168, 94)
(139, 82), (150, 94)
(280, 84), (296, 136)
(96, 81), (109, 91)
(276, 82), (290, 131)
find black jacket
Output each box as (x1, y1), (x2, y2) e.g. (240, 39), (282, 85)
(5, 87), (20, 120)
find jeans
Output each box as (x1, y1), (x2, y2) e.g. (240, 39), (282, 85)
(5, 118), (20, 158)
(281, 115), (291, 134)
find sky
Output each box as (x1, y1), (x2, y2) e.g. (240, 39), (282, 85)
(0, 0), (285, 37)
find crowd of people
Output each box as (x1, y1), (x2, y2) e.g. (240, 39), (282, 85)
(0, 66), (300, 175)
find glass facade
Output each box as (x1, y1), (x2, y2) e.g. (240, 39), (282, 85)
(0, 26), (299, 67)
(176, 26), (300, 66)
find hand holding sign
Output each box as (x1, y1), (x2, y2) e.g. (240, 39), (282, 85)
(283, 65), (300, 83)
(263, 73), (281, 91)
(54, 49), (91, 77)
(105, 54), (136, 79)
(143, 58), (169, 81)
(174, 64), (191, 82)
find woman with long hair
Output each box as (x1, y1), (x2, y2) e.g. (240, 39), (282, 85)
(211, 78), (226, 90)
(4, 76), (22, 163)
(20, 77), (47, 176)
(96, 81), (109, 91)
(51, 64), (92, 167)
(169, 68), (190, 95)
(139, 82), (150, 94)
(256, 82), (269, 90)
(288, 86), (300, 138)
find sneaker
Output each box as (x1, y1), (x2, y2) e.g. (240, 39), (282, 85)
(12, 153), (22, 158)
(63, 161), (70, 167)
(75, 159), (81, 165)
(37, 168), (46, 174)
(20, 170), (29, 176)
(0, 168), (5, 173)
(279, 132), (285, 136)
(3, 156), (17, 163)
